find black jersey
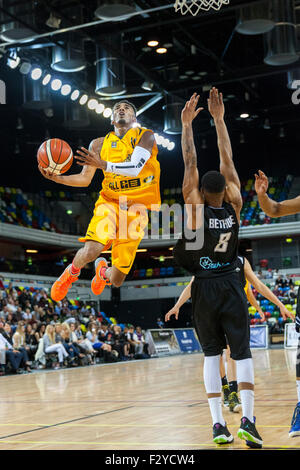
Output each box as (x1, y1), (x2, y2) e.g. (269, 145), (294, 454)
(237, 256), (246, 289)
(173, 201), (239, 278)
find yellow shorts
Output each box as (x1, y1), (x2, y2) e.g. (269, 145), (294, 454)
(78, 195), (148, 274)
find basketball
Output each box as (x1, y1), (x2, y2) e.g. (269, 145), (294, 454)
(37, 138), (73, 175)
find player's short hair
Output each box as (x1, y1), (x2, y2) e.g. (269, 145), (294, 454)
(201, 171), (226, 194)
(113, 100), (137, 116)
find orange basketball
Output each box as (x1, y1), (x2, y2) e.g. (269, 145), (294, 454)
(37, 138), (73, 175)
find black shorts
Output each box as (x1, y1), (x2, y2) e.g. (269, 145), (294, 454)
(191, 272), (251, 360)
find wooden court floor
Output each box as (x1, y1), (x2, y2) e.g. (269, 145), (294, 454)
(0, 349), (299, 450)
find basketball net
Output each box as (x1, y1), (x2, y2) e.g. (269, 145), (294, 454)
(174, 0), (230, 16)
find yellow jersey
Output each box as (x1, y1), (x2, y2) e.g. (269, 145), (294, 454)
(99, 127), (161, 210)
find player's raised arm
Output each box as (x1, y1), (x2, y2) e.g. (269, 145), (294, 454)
(165, 277), (194, 322)
(255, 170), (300, 217)
(181, 93), (204, 205)
(208, 88), (242, 221)
(244, 258), (294, 321)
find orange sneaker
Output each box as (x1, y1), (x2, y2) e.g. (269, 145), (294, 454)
(51, 264), (79, 302)
(91, 257), (111, 296)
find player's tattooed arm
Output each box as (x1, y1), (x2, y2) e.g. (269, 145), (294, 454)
(255, 170), (300, 217)
(181, 93), (204, 205)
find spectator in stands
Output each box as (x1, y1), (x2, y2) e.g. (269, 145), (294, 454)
(86, 322), (112, 355)
(25, 323), (39, 361)
(136, 326), (149, 356)
(98, 323), (109, 343)
(126, 325), (144, 357)
(22, 307), (32, 321)
(111, 325), (130, 360)
(0, 328), (23, 375)
(43, 324), (68, 369)
(157, 317), (164, 329)
(69, 322), (94, 364)
(61, 322), (85, 363)
(0, 276), (5, 290)
(12, 321), (32, 372)
(35, 323), (46, 342)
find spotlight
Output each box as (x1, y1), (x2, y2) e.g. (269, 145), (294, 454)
(31, 67), (42, 80)
(141, 81), (154, 91)
(19, 62), (31, 75)
(51, 78), (62, 91)
(61, 84), (72, 96)
(95, 103), (105, 114)
(240, 113), (249, 119)
(87, 98), (98, 110)
(7, 51), (20, 69)
(155, 134), (164, 145)
(167, 141), (175, 151)
(70, 89), (80, 101)
(42, 73), (51, 86)
(156, 47), (167, 54)
(132, 122), (141, 128)
(79, 94), (88, 105)
(46, 12), (61, 29)
(148, 40), (159, 47)
(103, 107), (112, 118)
(162, 138), (169, 148)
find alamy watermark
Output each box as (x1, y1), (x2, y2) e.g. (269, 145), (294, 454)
(93, 196), (205, 250)
(291, 80), (300, 105)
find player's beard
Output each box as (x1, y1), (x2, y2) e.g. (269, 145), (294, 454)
(118, 118), (127, 125)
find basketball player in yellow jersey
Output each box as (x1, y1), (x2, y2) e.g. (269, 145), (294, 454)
(38, 100), (160, 301)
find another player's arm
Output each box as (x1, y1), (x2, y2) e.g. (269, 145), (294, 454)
(38, 139), (102, 187)
(75, 131), (155, 177)
(208, 88), (242, 223)
(165, 277), (194, 321)
(244, 258), (294, 321)
(255, 170), (300, 217)
(246, 283), (265, 321)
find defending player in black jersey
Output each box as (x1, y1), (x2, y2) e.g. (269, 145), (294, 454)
(173, 89), (263, 447)
(255, 170), (300, 437)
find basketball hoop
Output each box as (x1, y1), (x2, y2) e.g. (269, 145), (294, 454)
(174, 0), (230, 16)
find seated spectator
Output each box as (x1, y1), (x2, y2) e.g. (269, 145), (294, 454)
(54, 323), (77, 366)
(12, 321), (32, 372)
(111, 325), (130, 360)
(35, 323), (46, 343)
(0, 327), (23, 375)
(136, 326), (149, 357)
(86, 321), (112, 355)
(126, 325), (144, 356)
(69, 322), (94, 364)
(43, 324), (68, 369)
(23, 307), (32, 322)
(157, 317), (164, 329)
(25, 323), (39, 361)
(71, 322), (96, 358)
(61, 322), (86, 363)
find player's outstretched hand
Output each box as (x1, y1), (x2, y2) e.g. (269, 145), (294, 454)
(207, 87), (224, 121)
(165, 307), (180, 322)
(254, 170), (269, 196)
(181, 93), (203, 126)
(38, 164), (59, 182)
(75, 147), (107, 170)
(257, 308), (265, 322)
(280, 305), (295, 322)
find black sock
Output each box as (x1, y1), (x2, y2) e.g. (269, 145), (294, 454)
(221, 375), (228, 387)
(229, 380), (238, 393)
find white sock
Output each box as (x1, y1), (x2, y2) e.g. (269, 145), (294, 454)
(208, 397), (225, 427)
(296, 380), (300, 403)
(240, 389), (254, 423)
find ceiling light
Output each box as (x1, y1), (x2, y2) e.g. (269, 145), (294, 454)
(95, 103), (105, 114)
(155, 134), (164, 145)
(31, 67), (42, 80)
(66, 209), (72, 215)
(185, 70), (194, 75)
(42, 73), (51, 86)
(19, 62), (31, 75)
(103, 107), (112, 118)
(141, 81), (154, 91)
(61, 84), (72, 96)
(87, 98), (98, 110)
(167, 142), (175, 151)
(136, 249), (147, 252)
(156, 47), (167, 54)
(7, 52), (20, 69)
(132, 122), (141, 128)
(26, 249), (38, 253)
(70, 89), (80, 101)
(79, 94), (88, 105)
(192, 76), (201, 80)
(51, 78), (62, 91)
(148, 40), (159, 47)
(240, 113), (249, 119)
(162, 138), (169, 148)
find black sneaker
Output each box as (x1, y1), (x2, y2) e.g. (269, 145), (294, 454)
(213, 423), (234, 444)
(228, 391), (242, 413)
(222, 384), (230, 407)
(238, 416), (263, 448)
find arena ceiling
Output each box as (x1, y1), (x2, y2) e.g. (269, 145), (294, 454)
(0, 0), (300, 189)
